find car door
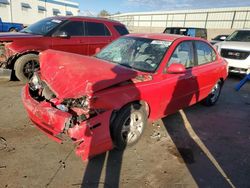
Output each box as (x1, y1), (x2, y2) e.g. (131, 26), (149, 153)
(160, 41), (199, 116)
(84, 21), (113, 55)
(51, 20), (87, 55)
(191, 40), (218, 100)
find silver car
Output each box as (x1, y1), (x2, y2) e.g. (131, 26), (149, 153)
(214, 29), (250, 75)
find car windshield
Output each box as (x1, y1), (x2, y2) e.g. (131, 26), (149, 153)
(20, 18), (64, 35)
(226, 30), (250, 42)
(95, 37), (171, 72)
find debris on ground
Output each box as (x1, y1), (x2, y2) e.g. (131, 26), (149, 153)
(0, 165), (7, 169)
(59, 160), (66, 169)
(0, 137), (7, 150)
(0, 137), (15, 152)
(150, 131), (161, 141)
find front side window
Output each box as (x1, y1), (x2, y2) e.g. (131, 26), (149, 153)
(56, 21), (84, 36)
(168, 41), (194, 68)
(85, 22), (110, 36)
(195, 41), (216, 65)
(95, 37), (170, 72)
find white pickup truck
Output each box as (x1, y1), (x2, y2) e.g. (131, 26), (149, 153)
(214, 29), (250, 75)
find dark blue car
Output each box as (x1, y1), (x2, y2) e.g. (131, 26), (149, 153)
(0, 17), (24, 32)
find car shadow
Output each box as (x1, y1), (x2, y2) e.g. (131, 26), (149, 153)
(81, 149), (124, 188)
(162, 65), (237, 187)
(80, 65), (139, 188)
(162, 111), (232, 188)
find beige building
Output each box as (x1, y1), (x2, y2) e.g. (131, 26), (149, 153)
(0, 0), (79, 25)
(109, 7), (250, 40)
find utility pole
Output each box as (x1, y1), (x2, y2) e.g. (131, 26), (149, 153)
(9, 0), (13, 22)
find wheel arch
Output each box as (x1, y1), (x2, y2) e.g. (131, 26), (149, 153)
(110, 100), (150, 125)
(12, 51), (40, 70)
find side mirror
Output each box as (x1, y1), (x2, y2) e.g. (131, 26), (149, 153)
(54, 31), (70, 39)
(166, 63), (186, 74)
(220, 36), (226, 41)
(95, 47), (101, 54)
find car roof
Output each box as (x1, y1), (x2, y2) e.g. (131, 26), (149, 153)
(49, 16), (123, 24)
(165, 27), (206, 30)
(126, 33), (194, 42)
(235, 29), (250, 31)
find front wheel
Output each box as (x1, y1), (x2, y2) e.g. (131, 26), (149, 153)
(111, 103), (147, 150)
(14, 54), (39, 82)
(202, 81), (222, 106)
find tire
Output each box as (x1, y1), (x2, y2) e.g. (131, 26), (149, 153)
(202, 81), (222, 106)
(9, 28), (17, 32)
(111, 103), (147, 150)
(14, 54), (39, 82)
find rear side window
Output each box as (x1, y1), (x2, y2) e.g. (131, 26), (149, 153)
(85, 22), (111, 36)
(195, 41), (216, 65)
(114, 25), (129, 35)
(57, 21), (84, 36)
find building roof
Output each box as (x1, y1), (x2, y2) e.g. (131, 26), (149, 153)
(111, 6), (250, 17)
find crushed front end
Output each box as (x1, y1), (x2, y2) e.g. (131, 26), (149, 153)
(22, 72), (113, 161)
(0, 41), (14, 79)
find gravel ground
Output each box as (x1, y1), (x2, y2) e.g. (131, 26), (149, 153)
(0, 76), (249, 188)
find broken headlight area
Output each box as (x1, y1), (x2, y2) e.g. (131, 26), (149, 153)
(0, 42), (13, 66)
(61, 96), (106, 124)
(0, 43), (7, 65)
(29, 72), (56, 101)
(62, 96), (89, 110)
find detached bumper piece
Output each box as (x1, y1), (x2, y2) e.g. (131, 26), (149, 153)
(22, 85), (113, 161)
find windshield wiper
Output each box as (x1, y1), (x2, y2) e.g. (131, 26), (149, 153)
(119, 63), (133, 69)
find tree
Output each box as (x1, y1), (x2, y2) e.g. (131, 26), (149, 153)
(98, 10), (110, 17)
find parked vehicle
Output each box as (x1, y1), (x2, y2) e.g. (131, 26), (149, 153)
(0, 17), (24, 32)
(0, 16), (129, 82)
(163, 27), (207, 39)
(210, 34), (228, 45)
(22, 34), (228, 161)
(214, 29), (250, 74)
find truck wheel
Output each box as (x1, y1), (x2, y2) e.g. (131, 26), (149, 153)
(202, 81), (222, 106)
(111, 103), (147, 150)
(9, 28), (17, 32)
(14, 54), (39, 82)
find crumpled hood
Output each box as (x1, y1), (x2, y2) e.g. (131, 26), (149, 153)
(40, 50), (138, 99)
(216, 41), (250, 51)
(0, 32), (43, 41)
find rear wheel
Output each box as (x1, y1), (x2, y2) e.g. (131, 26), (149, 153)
(14, 54), (39, 82)
(111, 103), (147, 150)
(202, 81), (222, 106)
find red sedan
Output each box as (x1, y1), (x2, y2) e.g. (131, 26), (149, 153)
(22, 34), (228, 161)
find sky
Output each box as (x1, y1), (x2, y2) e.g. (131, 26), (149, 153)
(74, 0), (250, 15)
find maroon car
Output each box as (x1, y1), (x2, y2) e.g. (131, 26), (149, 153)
(0, 16), (129, 81)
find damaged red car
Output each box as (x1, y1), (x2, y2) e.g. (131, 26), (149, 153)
(0, 16), (128, 82)
(22, 34), (228, 161)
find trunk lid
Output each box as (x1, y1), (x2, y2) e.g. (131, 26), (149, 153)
(40, 50), (138, 99)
